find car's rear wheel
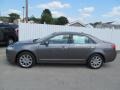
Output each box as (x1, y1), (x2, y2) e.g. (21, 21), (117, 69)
(17, 52), (36, 68)
(88, 54), (104, 69)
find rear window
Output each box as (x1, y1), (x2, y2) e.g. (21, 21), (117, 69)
(0, 24), (18, 29)
(71, 35), (96, 44)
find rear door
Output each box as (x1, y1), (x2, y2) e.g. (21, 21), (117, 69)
(68, 34), (96, 60)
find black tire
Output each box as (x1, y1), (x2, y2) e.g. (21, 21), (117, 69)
(17, 52), (36, 68)
(87, 54), (104, 69)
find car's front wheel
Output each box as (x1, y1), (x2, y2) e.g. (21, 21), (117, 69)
(88, 54), (104, 69)
(17, 52), (36, 68)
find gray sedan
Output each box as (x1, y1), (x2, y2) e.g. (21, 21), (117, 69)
(6, 32), (116, 69)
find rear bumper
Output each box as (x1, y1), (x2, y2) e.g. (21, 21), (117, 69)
(104, 50), (117, 63)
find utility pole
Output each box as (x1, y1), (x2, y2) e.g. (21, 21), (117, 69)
(22, 6), (25, 22)
(25, 0), (28, 23)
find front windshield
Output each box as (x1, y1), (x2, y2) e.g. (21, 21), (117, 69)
(34, 34), (53, 42)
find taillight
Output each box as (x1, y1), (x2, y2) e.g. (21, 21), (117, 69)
(15, 28), (19, 36)
(112, 44), (116, 49)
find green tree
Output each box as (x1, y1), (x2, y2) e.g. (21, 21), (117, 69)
(0, 16), (9, 23)
(52, 18), (58, 24)
(29, 16), (41, 23)
(8, 13), (20, 23)
(41, 9), (53, 24)
(56, 16), (69, 25)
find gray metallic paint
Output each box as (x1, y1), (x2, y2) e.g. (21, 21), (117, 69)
(6, 32), (116, 64)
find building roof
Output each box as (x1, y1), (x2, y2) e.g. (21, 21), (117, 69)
(66, 21), (85, 27)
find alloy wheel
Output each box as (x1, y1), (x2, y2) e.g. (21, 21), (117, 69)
(18, 53), (34, 68)
(88, 54), (103, 69)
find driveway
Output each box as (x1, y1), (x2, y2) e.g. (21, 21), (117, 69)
(0, 47), (120, 90)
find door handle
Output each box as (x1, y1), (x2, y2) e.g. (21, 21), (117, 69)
(89, 46), (95, 48)
(64, 47), (68, 49)
(62, 46), (68, 49)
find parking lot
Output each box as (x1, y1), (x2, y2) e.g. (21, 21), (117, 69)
(0, 47), (120, 90)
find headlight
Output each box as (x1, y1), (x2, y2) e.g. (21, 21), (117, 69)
(7, 45), (14, 50)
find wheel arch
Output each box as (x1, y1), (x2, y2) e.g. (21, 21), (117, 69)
(15, 50), (37, 64)
(87, 52), (105, 63)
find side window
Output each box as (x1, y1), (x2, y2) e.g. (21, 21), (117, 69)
(4, 28), (12, 32)
(48, 34), (69, 44)
(72, 35), (95, 44)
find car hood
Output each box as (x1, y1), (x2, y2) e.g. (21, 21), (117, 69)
(15, 40), (35, 45)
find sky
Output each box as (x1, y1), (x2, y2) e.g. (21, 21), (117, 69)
(0, 0), (120, 23)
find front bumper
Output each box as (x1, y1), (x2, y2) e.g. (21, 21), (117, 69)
(6, 47), (17, 64)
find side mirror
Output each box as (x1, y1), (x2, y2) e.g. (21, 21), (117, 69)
(41, 41), (49, 46)
(44, 41), (49, 46)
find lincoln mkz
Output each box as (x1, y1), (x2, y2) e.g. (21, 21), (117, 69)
(6, 32), (116, 69)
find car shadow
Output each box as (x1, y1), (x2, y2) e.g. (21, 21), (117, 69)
(102, 63), (113, 68)
(4, 59), (114, 69)
(36, 63), (88, 69)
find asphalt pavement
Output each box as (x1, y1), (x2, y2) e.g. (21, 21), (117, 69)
(0, 47), (120, 90)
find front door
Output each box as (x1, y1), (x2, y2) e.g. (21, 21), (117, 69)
(38, 34), (70, 61)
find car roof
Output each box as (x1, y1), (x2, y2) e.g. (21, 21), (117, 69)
(52, 32), (86, 35)
(51, 32), (103, 43)
(0, 23), (18, 29)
